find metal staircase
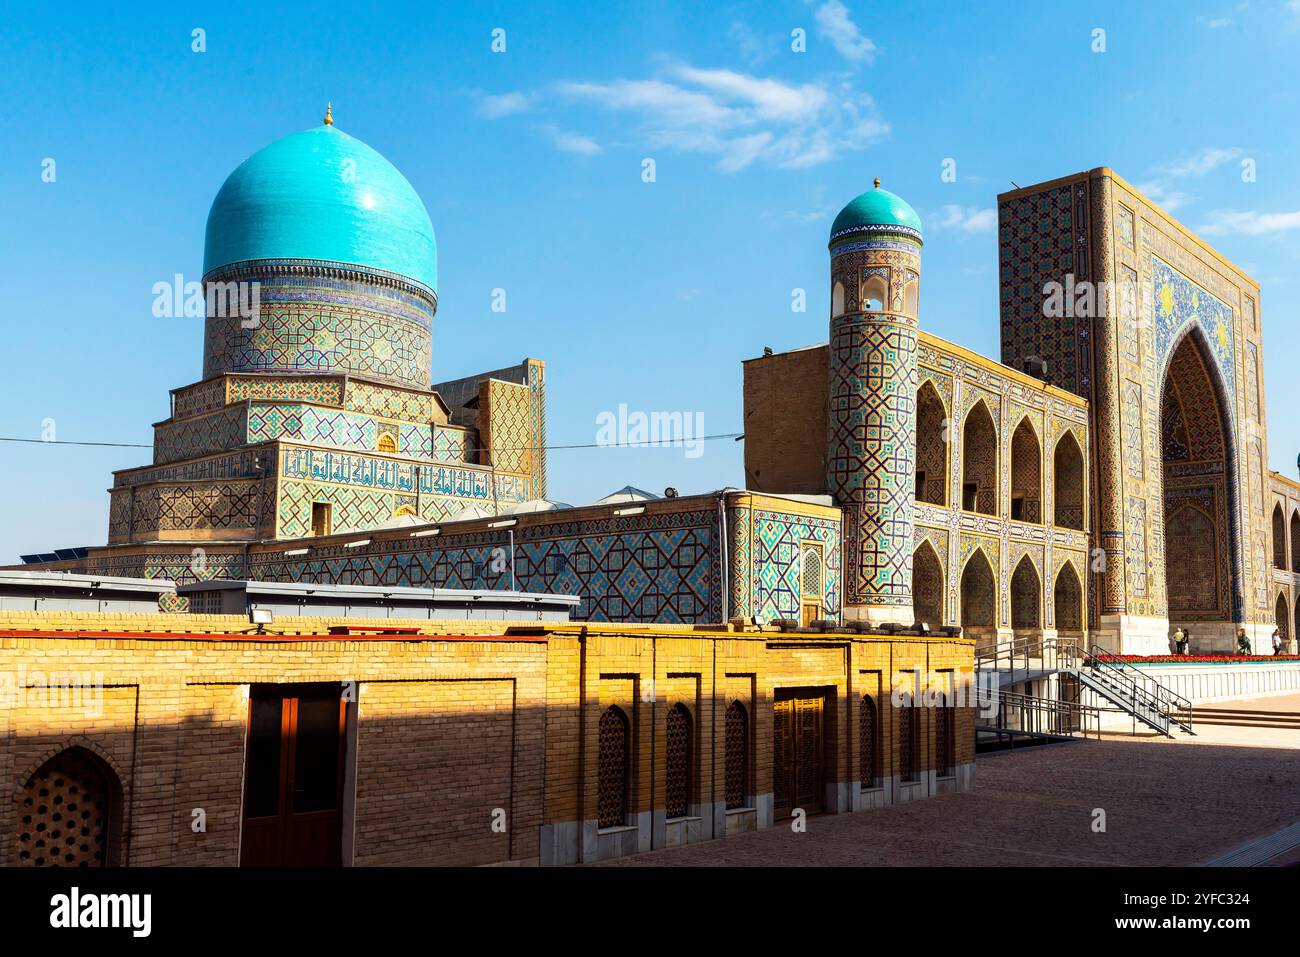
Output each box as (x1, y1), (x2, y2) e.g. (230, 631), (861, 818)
(973, 637), (1195, 740)
(1077, 645), (1195, 737)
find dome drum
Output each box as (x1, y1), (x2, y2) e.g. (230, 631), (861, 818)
(202, 261), (434, 390)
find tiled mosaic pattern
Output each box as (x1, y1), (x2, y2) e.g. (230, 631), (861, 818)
(203, 270), (435, 390)
(827, 239), (921, 611)
(729, 506), (841, 622)
(252, 508), (724, 622)
(998, 181), (1091, 395)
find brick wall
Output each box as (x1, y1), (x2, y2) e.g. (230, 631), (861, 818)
(2, 613), (974, 866)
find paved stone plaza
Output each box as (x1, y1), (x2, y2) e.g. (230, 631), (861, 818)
(595, 726), (1300, 867)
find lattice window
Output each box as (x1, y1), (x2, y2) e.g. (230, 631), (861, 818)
(898, 692), (920, 783)
(1011, 557), (1041, 629)
(1273, 505), (1287, 571)
(1010, 419), (1042, 523)
(960, 550), (996, 629)
(1291, 513), (1300, 573)
(935, 695), (955, 778)
(801, 547), (823, 599)
(1054, 564), (1083, 631)
(1277, 595), (1291, 641)
(665, 704), (692, 819)
(912, 543), (944, 628)
(916, 383), (948, 505)
(17, 748), (113, 867)
(724, 701), (748, 810)
(597, 706), (630, 829)
(859, 694), (879, 788)
(1053, 432), (1084, 530)
(962, 402), (998, 516)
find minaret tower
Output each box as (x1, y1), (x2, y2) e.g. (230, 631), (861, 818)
(826, 179), (924, 623)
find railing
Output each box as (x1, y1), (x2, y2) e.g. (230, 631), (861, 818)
(974, 635), (1081, 688)
(975, 688), (1103, 750)
(1080, 644), (1195, 736)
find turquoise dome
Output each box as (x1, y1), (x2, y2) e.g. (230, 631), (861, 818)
(829, 183), (923, 245)
(204, 124), (437, 292)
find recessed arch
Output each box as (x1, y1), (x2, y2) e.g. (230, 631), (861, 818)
(1010, 416), (1042, 524)
(1276, 593), (1291, 642)
(861, 274), (888, 312)
(1273, 503), (1287, 570)
(1010, 555), (1042, 630)
(912, 539), (944, 627)
(915, 381), (948, 506)
(1054, 561), (1084, 633)
(832, 281), (845, 317)
(16, 745), (123, 867)
(597, 706), (631, 829)
(665, 703), (692, 819)
(1159, 324), (1241, 622)
(1291, 512), (1300, 573)
(1052, 430), (1085, 530)
(960, 546), (997, 632)
(724, 701), (748, 810)
(962, 400), (998, 516)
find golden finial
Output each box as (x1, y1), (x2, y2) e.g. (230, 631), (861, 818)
(324, 102), (334, 126)
(873, 176), (881, 189)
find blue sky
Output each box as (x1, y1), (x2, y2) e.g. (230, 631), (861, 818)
(2, 0), (1299, 559)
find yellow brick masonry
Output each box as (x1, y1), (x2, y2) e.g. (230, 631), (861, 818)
(1, 612), (974, 865)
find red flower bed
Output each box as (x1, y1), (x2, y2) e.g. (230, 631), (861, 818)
(1097, 654), (1300, 664)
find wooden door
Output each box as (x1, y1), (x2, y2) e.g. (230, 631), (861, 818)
(241, 684), (346, 867)
(772, 691), (824, 818)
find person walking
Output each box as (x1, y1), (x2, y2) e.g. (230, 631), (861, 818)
(1273, 629), (1284, 655)
(1172, 626), (1186, 655)
(1182, 627), (1192, 655)
(1237, 627), (1252, 655)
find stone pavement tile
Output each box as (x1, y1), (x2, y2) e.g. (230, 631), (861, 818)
(593, 737), (1300, 867)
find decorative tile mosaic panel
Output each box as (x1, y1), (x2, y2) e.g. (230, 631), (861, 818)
(203, 271), (434, 390)
(828, 311), (918, 608)
(251, 508), (723, 623)
(153, 407), (247, 464)
(744, 508), (841, 622)
(1152, 256), (1236, 416)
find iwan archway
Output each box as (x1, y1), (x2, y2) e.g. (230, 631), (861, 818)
(1159, 325), (1243, 647)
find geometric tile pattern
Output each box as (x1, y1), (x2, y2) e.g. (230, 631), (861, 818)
(827, 233), (921, 612)
(998, 181), (1089, 395)
(1152, 256), (1236, 416)
(251, 507), (724, 623)
(203, 267), (435, 392)
(829, 309), (918, 608)
(745, 509), (841, 622)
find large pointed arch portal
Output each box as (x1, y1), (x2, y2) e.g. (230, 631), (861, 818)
(1159, 326), (1242, 626)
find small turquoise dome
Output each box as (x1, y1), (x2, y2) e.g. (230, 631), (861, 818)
(830, 181), (923, 245)
(204, 124), (437, 292)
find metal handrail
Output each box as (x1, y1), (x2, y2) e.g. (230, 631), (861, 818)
(974, 635), (1081, 686)
(976, 687), (1102, 741)
(1082, 644), (1194, 734)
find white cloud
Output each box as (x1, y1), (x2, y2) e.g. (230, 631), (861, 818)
(1157, 146), (1244, 178)
(1198, 209), (1300, 236)
(813, 0), (877, 63)
(543, 126), (602, 156)
(479, 91), (530, 118)
(1207, 17), (1232, 27)
(554, 66), (888, 171)
(1135, 180), (1194, 212)
(932, 205), (996, 234)
(1138, 146), (1246, 212)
